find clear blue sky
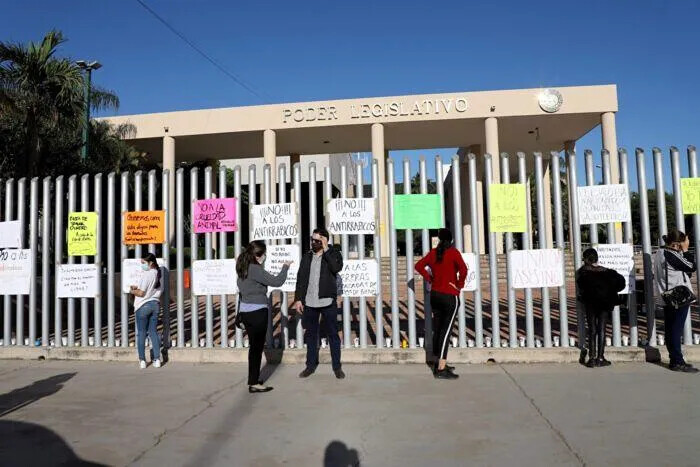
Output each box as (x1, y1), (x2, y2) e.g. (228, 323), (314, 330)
(1, 0), (698, 188)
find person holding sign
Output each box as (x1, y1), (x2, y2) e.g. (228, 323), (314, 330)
(293, 228), (345, 379)
(236, 241), (291, 393)
(415, 228), (467, 380)
(129, 253), (163, 370)
(576, 248), (626, 368)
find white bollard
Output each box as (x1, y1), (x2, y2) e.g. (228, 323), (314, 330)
(243, 338), (249, 348)
(693, 334), (700, 345)
(605, 337), (612, 347)
(199, 338), (205, 347)
(467, 339), (475, 348)
(353, 337), (359, 348)
(418, 337), (424, 348)
(289, 339), (296, 349)
(485, 336), (492, 348)
(519, 336), (526, 347)
(386, 337), (392, 348)
(229, 339), (236, 347)
(451, 336), (458, 348)
(622, 335), (629, 346)
(553, 336), (560, 347)
(657, 335), (665, 346)
(569, 337), (576, 347)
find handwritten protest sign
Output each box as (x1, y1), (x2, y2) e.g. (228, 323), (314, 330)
(597, 243), (635, 293)
(193, 198), (237, 233)
(489, 184), (527, 232)
(123, 211), (165, 244)
(393, 194), (443, 230)
(67, 212), (97, 256)
(121, 258), (166, 294)
(56, 264), (98, 298)
(0, 248), (32, 295)
(509, 249), (563, 289)
(250, 203), (298, 240)
(265, 244), (299, 293)
(577, 184), (631, 224)
(461, 253), (478, 292)
(338, 260), (378, 297)
(0, 221), (21, 248)
(681, 178), (700, 214)
(327, 198), (376, 235)
(192, 259), (238, 295)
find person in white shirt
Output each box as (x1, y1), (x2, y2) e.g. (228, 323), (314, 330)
(129, 253), (163, 369)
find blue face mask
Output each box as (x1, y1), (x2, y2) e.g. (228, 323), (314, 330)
(141, 263), (150, 271)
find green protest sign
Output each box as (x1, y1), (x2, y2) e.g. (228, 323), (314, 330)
(393, 194), (443, 229)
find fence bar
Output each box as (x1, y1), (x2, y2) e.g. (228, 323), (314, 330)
(120, 173), (129, 347)
(175, 169), (185, 347)
(534, 152), (552, 347)
(419, 156), (433, 350)
(233, 166), (243, 347)
(501, 153), (516, 348)
(133, 171), (143, 346)
(3, 180), (12, 344)
(567, 149), (584, 349)
(94, 174), (102, 347)
(386, 159), (400, 347)
(518, 153), (534, 347)
(435, 157), (447, 345)
(551, 152), (568, 347)
(54, 176), (64, 347)
(107, 173), (115, 347)
(204, 166), (214, 348)
(292, 162), (303, 347)
(339, 164), (352, 348)
(635, 149), (655, 346)
(619, 149), (638, 346)
(148, 170), (156, 255)
(41, 176), (51, 346)
(652, 148), (668, 243)
(688, 145), (699, 346)
(468, 154), (484, 347)
(278, 163), (289, 349)
(190, 167), (199, 347)
(484, 154), (499, 347)
(403, 158), (417, 348)
(79, 175), (89, 346)
(356, 162), (368, 348)
(584, 149), (599, 245)
(219, 166), (228, 348)
(67, 175), (76, 346)
(372, 159), (384, 349)
(161, 170), (171, 350)
(29, 178), (38, 345)
(451, 156), (466, 347)
(601, 150), (621, 347)
(16, 178), (26, 345)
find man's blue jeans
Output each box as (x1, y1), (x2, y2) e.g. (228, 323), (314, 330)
(136, 301), (161, 362)
(303, 304), (342, 370)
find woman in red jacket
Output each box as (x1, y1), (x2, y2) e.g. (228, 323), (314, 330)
(415, 228), (468, 379)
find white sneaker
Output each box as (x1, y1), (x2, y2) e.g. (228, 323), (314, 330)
(153, 360), (161, 368)
(139, 360), (147, 369)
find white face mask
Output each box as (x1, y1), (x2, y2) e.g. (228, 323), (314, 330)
(258, 254), (266, 265)
(141, 263), (150, 271)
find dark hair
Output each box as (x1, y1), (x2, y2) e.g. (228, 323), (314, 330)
(582, 248), (598, 266)
(142, 253), (161, 289)
(662, 229), (687, 246)
(313, 228), (330, 240)
(436, 228), (453, 263)
(236, 240), (266, 279)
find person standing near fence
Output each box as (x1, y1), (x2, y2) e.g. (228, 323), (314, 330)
(576, 248), (626, 368)
(293, 228), (345, 379)
(415, 228), (467, 380)
(236, 240), (291, 393)
(654, 230), (699, 373)
(129, 253), (162, 370)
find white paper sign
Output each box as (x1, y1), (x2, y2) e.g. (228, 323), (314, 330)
(327, 198), (376, 235)
(57, 264), (98, 298)
(250, 203), (299, 240)
(338, 260), (378, 297)
(0, 221), (21, 248)
(265, 244), (299, 293)
(121, 258), (166, 293)
(577, 184), (631, 224)
(597, 243), (635, 293)
(0, 248), (32, 295)
(461, 253), (478, 292)
(510, 249), (563, 289)
(192, 259), (238, 295)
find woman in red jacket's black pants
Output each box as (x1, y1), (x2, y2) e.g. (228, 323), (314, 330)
(415, 229), (468, 380)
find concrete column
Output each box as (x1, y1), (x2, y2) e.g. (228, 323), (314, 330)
(485, 117), (503, 253)
(564, 140), (576, 248)
(371, 123), (390, 256)
(163, 136), (176, 242)
(543, 160), (554, 247)
(459, 144), (486, 254)
(264, 129), (277, 203)
(601, 112), (622, 241)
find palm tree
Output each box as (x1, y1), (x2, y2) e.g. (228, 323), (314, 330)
(0, 30), (119, 178)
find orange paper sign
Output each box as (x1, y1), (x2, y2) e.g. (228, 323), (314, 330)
(123, 210), (165, 245)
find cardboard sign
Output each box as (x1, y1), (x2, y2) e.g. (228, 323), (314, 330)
(327, 198), (376, 234)
(597, 243), (635, 293)
(577, 184), (631, 224)
(121, 258), (167, 294)
(681, 178), (700, 214)
(509, 249), (563, 289)
(393, 194), (443, 230)
(0, 248), (32, 295)
(123, 211), (165, 245)
(338, 260), (378, 297)
(192, 259), (238, 295)
(461, 252), (478, 292)
(56, 264), (99, 298)
(265, 244), (300, 293)
(0, 221), (21, 249)
(67, 212), (98, 256)
(489, 184), (527, 232)
(250, 203), (299, 240)
(193, 198), (237, 233)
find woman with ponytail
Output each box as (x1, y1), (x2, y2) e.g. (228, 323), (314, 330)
(415, 228), (468, 379)
(129, 253), (163, 369)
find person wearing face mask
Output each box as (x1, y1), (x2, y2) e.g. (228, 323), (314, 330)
(129, 253), (162, 369)
(236, 240), (291, 393)
(293, 228), (345, 379)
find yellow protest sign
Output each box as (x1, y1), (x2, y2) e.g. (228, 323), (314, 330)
(67, 212), (98, 256)
(489, 183), (527, 232)
(681, 178), (700, 214)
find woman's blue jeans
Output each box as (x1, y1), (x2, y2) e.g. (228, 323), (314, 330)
(136, 301), (161, 362)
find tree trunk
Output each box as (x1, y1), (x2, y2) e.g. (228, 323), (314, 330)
(21, 110), (40, 179)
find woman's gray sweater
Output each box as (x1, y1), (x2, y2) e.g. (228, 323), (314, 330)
(237, 263), (289, 305)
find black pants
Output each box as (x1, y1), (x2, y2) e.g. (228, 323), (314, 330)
(303, 304), (342, 370)
(664, 304), (689, 366)
(585, 304), (609, 360)
(430, 291), (459, 361)
(240, 308), (268, 386)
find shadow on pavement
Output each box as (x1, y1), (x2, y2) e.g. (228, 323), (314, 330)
(324, 440), (361, 467)
(0, 373), (76, 417)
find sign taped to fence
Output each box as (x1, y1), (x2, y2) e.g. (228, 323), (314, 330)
(121, 258), (167, 294)
(192, 259), (238, 295)
(509, 249), (563, 289)
(123, 210), (165, 244)
(193, 198), (237, 233)
(338, 259), (378, 297)
(577, 184), (631, 224)
(250, 203), (298, 240)
(393, 194), (443, 230)
(56, 264), (98, 298)
(596, 243), (635, 293)
(0, 221), (21, 248)
(327, 198), (376, 235)
(0, 248), (32, 295)
(489, 183), (527, 232)
(265, 244), (299, 293)
(67, 212), (98, 256)
(681, 178), (700, 214)
(461, 253), (477, 292)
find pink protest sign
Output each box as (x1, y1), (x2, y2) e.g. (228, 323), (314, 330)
(193, 198), (238, 233)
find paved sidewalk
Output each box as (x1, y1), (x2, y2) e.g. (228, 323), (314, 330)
(0, 360), (698, 466)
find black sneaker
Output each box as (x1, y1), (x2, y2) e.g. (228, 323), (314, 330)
(585, 359), (598, 368)
(435, 369), (459, 380)
(432, 363), (455, 374)
(334, 368), (346, 379)
(299, 367), (315, 378)
(597, 358), (612, 367)
(678, 364), (699, 373)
